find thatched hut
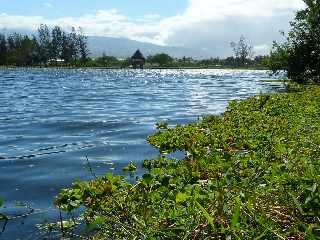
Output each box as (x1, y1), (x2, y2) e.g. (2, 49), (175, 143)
(131, 50), (145, 69)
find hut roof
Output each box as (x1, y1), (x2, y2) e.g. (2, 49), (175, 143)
(131, 49), (145, 60)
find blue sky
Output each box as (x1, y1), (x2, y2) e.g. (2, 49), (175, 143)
(0, 0), (305, 56)
(0, 0), (187, 19)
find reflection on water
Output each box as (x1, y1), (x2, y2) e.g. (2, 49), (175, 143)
(0, 68), (284, 239)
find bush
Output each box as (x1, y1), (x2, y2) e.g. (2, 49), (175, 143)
(268, 0), (320, 83)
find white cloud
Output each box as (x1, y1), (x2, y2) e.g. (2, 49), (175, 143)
(0, 13), (46, 30)
(185, 0), (304, 20)
(153, 0), (305, 56)
(0, 0), (306, 56)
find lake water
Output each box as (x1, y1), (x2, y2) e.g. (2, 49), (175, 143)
(0, 68), (284, 239)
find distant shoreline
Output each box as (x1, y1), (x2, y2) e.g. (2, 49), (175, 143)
(0, 66), (268, 71)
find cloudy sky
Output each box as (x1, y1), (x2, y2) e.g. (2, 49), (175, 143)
(0, 0), (305, 56)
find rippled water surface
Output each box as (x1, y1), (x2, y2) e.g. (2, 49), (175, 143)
(0, 68), (284, 239)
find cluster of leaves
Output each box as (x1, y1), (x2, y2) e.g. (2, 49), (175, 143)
(0, 24), (89, 67)
(55, 86), (320, 239)
(268, 0), (320, 83)
(122, 161), (138, 172)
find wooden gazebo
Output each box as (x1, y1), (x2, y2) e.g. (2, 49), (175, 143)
(131, 50), (145, 69)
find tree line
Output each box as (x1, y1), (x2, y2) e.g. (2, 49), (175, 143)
(85, 53), (267, 69)
(0, 24), (89, 66)
(88, 37), (266, 69)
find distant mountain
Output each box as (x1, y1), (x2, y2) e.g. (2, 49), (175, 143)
(0, 28), (213, 59)
(87, 36), (211, 59)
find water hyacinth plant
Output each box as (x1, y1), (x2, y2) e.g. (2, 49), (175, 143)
(54, 85), (320, 239)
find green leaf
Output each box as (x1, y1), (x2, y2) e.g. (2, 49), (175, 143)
(0, 198), (4, 208)
(231, 197), (241, 229)
(290, 193), (305, 215)
(195, 200), (215, 230)
(176, 192), (188, 203)
(142, 173), (153, 185)
(81, 216), (106, 235)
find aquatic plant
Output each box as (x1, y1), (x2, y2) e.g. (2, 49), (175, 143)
(0, 198), (8, 234)
(54, 85), (320, 239)
(122, 161), (138, 172)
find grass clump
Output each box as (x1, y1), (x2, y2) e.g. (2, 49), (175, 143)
(55, 86), (320, 239)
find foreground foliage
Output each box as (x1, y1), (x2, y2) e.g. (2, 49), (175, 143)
(55, 86), (320, 239)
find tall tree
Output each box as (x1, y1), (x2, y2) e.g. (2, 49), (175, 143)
(77, 27), (89, 63)
(37, 24), (51, 64)
(31, 35), (41, 65)
(61, 31), (74, 63)
(230, 36), (254, 66)
(69, 27), (78, 62)
(19, 36), (38, 66)
(6, 33), (23, 65)
(51, 26), (64, 62)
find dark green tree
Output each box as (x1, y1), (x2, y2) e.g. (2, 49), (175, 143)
(69, 27), (79, 62)
(37, 24), (51, 64)
(51, 26), (64, 62)
(0, 25), (89, 66)
(31, 35), (41, 65)
(6, 33), (22, 65)
(97, 53), (118, 66)
(77, 27), (89, 63)
(6, 34), (37, 66)
(149, 53), (173, 67)
(268, 0), (320, 83)
(0, 34), (7, 65)
(20, 36), (38, 66)
(61, 32), (74, 63)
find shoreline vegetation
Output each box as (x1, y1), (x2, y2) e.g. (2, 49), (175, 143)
(0, 57), (268, 70)
(52, 1), (319, 239)
(53, 83), (320, 239)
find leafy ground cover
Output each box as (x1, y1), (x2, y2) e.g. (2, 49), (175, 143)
(55, 85), (320, 239)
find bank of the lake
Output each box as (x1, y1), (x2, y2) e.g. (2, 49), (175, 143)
(0, 69), (284, 239)
(56, 83), (320, 239)
(0, 65), (268, 71)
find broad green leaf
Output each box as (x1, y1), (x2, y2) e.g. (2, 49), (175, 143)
(176, 192), (188, 203)
(231, 197), (241, 229)
(142, 173), (153, 185)
(195, 200), (215, 230)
